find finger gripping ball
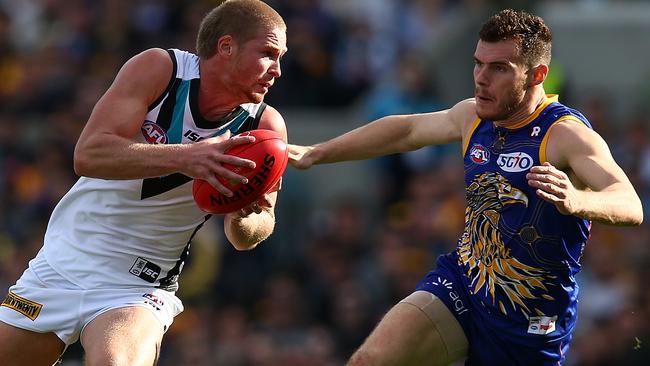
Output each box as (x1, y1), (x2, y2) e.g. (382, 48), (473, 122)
(192, 129), (288, 214)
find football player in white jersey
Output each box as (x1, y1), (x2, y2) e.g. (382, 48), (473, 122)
(0, 1), (288, 365)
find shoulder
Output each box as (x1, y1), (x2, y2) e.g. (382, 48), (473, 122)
(546, 117), (608, 167)
(449, 98), (477, 118)
(258, 105), (287, 141)
(450, 98), (479, 136)
(121, 48), (173, 77)
(111, 48), (174, 103)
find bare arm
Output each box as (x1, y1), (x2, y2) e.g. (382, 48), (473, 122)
(289, 99), (477, 169)
(73, 48), (255, 195)
(528, 120), (643, 225)
(224, 105), (287, 250)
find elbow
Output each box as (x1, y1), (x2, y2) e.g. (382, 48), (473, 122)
(631, 208), (644, 226)
(230, 240), (261, 251)
(73, 147), (91, 177)
(623, 199), (644, 226)
(632, 197), (644, 226)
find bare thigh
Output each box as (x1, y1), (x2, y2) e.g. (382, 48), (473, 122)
(347, 291), (468, 366)
(81, 306), (165, 366)
(0, 321), (65, 366)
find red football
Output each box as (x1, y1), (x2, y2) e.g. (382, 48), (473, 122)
(192, 129), (288, 214)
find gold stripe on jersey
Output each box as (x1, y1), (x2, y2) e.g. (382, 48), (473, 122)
(462, 117), (483, 156)
(539, 115), (585, 164)
(503, 94), (559, 130)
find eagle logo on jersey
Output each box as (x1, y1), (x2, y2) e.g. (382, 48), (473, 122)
(458, 172), (556, 316)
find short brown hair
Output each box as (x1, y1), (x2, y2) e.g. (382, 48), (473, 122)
(196, 0), (286, 59)
(479, 9), (552, 67)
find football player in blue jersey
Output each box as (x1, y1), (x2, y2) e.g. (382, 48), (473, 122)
(0, 1), (288, 365)
(289, 9), (642, 366)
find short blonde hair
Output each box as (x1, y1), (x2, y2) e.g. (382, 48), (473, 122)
(196, 0), (286, 59)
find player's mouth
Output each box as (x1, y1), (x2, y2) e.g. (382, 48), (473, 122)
(475, 91), (493, 103)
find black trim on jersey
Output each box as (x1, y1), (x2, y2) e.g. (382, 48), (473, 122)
(154, 76), (181, 132)
(247, 102), (266, 130)
(189, 78), (245, 129)
(147, 49), (178, 113)
(140, 173), (192, 200)
(158, 215), (212, 291)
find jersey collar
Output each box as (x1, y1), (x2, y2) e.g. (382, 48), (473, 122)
(500, 94), (559, 130)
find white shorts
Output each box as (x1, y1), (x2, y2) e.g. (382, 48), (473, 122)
(0, 255), (184, 346)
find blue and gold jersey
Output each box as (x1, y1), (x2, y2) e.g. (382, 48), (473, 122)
(463, 94), (591, 333)
(416, 95), (593, 364)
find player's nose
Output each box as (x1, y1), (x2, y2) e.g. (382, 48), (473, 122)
(270, 59), (281, 78)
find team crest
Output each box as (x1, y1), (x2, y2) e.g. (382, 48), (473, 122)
(141, 120), (168, 144)
(469, 144), (490, 165)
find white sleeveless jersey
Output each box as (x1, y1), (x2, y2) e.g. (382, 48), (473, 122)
(42, 49), (266, 291)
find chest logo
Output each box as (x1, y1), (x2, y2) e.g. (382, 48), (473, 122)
(141, 120), (168, 144)
(469, 144), (490, 165)
(497, 152), (534, 172)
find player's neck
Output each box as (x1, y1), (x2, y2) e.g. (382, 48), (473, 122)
(494, 88), (547, 128)
(197, 60), (243, 121)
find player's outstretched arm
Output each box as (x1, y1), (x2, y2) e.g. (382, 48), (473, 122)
(288, 100), (475, 169)
(527, 121), (643, 225)
(223, 106), (287, 250)
(73, 48), (255, 195)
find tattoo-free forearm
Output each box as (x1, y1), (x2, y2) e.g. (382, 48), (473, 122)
(311, 115), (415, 165)
(574, 185), (643, 225)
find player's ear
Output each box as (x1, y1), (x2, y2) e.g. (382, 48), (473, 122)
(217, 36), (235, 57)
(528, 64), (548, 86)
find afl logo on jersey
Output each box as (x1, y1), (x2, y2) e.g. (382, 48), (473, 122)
(141, 120), (168, 144)
(497, 152), (533, 172)
(470, 144), (490, 165)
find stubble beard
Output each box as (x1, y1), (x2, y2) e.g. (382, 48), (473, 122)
(477, 83), (526, 121)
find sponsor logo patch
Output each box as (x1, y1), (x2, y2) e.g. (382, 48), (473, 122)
(530, 126), (541, 137)
(141, 120), (168, 144)
(130, 257), (161, 283)
(470, 144), (490, 165)
(1, 291), (42, 321)
(497, 152), (533, 172)
(528, 315), (557, 335)
(429, 277), (468, 316)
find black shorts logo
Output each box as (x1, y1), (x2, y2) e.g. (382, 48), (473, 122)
(1, 291), (43, 321)
(129, 257), (161, 283)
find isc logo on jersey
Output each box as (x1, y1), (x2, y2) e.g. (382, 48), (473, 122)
(497, 152), (533, 172)
(470, 144), (490, 165)
(141, 120), (168, 144)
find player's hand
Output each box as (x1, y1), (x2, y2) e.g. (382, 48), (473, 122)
(527, 162), (580, 215)
(288, 144), (316, 170)
(182, 130), (256, 196)
(235, 178), (281, 217)
(235, 193), (274, 217)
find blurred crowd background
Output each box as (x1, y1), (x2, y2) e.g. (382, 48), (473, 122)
(1, 0), (650, 365)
